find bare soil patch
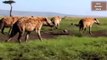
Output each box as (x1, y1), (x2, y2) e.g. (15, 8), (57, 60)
(0, 30), (106, 42)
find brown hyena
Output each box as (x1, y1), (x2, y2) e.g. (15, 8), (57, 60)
(78, 17), (100, 35)
(0, 16), (22, 34)
(6, 16), (53, 43)
(51, 16), (62, 29)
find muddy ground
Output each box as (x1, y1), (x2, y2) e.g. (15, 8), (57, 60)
(0, 30), (107, 42)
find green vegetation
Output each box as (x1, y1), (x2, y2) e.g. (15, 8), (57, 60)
(0, 17), (107, 60)
(0, 37), (107, 60)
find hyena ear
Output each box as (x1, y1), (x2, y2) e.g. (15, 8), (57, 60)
(31, 16), (33, 17)
(94, 18), (97, 20)
(43, 17), (47, 21)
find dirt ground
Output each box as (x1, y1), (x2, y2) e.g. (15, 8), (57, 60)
(0, 30), (107, 42)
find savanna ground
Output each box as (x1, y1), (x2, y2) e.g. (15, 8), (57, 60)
(0, 17), (107, 60)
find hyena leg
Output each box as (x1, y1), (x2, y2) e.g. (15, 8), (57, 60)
(89, 27), (92, 35)
(1, 26), (5, 34)
(79, 26), (83, 33)
(37, 30), (42, 41)
(17, 32), (23, 43)
(0, 23), (5, 34)
(79, 27), (81, 32)
(6, 28), (18, 42)
(8, 27), (12, 35)
(83, 28), (86, 33)
(55, 24), (58, 29)
(25, 31), (31, 42)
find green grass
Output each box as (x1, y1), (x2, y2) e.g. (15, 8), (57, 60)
(0, 36), (107, 60)
(0, 17), (107, 60)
